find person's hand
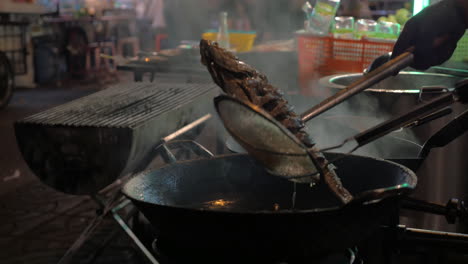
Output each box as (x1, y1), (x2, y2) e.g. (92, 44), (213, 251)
(391, 0), (468, 70)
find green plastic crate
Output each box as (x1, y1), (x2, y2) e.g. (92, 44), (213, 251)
(450, 34), (468, 62)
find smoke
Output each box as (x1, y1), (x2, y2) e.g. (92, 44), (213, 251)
(232, 47), (422, 160)
(290, 90), (421, 159)
(152, 0), (423, 160)
(162, 0), (312, 48)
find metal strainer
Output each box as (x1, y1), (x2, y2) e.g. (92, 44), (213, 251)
(215, 96), (320, 182)
(214, 51), (414, 181)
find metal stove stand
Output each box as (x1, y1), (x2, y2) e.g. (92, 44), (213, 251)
(56, 114), (215, 264)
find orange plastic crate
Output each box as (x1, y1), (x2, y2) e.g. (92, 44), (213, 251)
(297, 34), (394, 94)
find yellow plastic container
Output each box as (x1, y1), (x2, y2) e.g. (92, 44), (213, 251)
(202, 31), (257, 52)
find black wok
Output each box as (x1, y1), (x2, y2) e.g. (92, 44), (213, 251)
(122, 153), (416, 260)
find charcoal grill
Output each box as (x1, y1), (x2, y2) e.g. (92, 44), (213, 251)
(14, 78), (222, 264)
(15, 81), (219, 195)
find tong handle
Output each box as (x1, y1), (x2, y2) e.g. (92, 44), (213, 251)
(353, 93), (455, 147)
(353, 79), (468, 149)
(301, 51), (414, 122)
(419, 108), (468, 158)
(403, 107), (453, 128)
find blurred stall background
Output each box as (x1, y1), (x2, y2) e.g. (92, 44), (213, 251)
(2, 0), (468, 263)
(0, 0), (425, 89)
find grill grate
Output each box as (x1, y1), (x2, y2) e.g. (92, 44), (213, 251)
(19, 81), (218, 129)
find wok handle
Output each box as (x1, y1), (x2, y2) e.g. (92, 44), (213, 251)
(353, 93), (455, 147)
(401, 197), (448, 216)
(158, 144), (178, 164)
(301, 51), (414, 122)
(166, 140), (214, 158)
(392, 225), (468, 246)
(401, 197), (468, 225)
(157, 140), (214, 164)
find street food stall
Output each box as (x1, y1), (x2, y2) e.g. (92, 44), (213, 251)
(0, 0), (45, 108)
(5, 0), (468, 263)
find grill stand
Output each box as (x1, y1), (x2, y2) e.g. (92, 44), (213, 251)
(357, 197), (468, 264)
(56, 114), (214, 264)
(52, 111), (468, 263)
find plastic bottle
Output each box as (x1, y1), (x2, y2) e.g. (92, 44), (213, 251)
(308, 0), (341, 35)
(354, 19), (378, 39)
(217, 12), (230, 49)
(332, 16), (354, 39)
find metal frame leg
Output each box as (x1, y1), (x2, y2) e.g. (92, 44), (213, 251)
(56, 192), (122, 264)
(56, 114), (213, 264)
(111, 199), (159, 264)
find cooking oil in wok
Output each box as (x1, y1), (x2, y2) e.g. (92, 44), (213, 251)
(203, 199), (236, 209)
(273, 203), (280, 211)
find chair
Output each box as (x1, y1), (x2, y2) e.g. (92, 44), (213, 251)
(117, 37), (140, 58)
(155, 33), (168, 52)
(86, 41), (116, 73)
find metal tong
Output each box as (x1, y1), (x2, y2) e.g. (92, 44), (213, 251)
(321, 79), (468, 153)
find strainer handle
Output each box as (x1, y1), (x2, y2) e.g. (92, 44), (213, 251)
(301, 51), (414, 122)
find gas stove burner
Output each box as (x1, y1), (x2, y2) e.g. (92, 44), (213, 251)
(151, 239), (359, 264)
